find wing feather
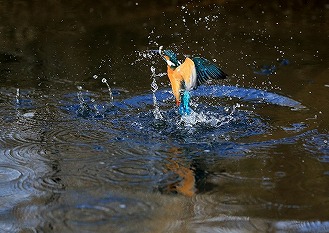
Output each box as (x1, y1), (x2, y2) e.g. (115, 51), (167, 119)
(192, 57), (227, 86)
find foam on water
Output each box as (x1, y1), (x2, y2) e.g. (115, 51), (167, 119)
(178, 103), (237, 129)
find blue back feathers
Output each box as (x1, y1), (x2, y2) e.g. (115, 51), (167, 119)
(192, 57), (227, 86)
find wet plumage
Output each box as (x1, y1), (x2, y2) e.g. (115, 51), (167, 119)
(158, 48), (227, 114)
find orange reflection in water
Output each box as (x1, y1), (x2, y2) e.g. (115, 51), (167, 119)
(165, 147), (196, 197)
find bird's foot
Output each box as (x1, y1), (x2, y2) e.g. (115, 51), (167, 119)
(179, 105), (191, 115)
(179, 90), (191, 115)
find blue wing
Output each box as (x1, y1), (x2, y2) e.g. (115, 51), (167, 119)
(192, 57), (227, 86)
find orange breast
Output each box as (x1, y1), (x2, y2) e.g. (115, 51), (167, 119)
(166, 57), (196, 105)
(167, 67), (182, 105)
(176, 57), (196, 90)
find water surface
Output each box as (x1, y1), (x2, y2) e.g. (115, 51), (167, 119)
(1, 1), (329, 232)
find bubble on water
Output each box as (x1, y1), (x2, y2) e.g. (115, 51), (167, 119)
(93, 74), (98, 79)
(77, 86), (83, 91)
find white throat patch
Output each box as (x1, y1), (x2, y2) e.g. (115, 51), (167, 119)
(166, 60), (176, 67)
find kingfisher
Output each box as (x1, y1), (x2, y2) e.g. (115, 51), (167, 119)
(153, 46), (227, 115)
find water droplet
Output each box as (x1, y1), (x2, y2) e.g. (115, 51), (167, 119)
(16, 88), (20, 104)
(150, 66), (156, 75)
(101, 78), (113, 104)
(93, 74), (98, 79)
(151, 77), (163, 120)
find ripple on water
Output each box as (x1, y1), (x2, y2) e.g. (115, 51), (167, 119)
(0, 163), (36, 201)
(112, 105), (270, 148)
(92, 159), (163, 190)
(0, 164), (22, 185)
(190, 216), (329, 232)
(1, 123), (48, 144)
(194, 85), (306, 110)
(33, 174), (104, 194)
(274, 220), (329, 232)
(51, 84), (312, 152)
(193, 147), (327, 221)
(4, 144), (50, 165)
(304, 133), (329, 156)
(190, 214), (270, 233)
(116, 85), (311, 146)
(44, 191), (154, 232)
(77, 145), (166, 191)
(47, 123), (116, 144)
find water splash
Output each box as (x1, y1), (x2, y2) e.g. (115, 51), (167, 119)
(150, 66), (163, 120)
(92, 74), (114, 105)
(76, 86), (84, 103)
(16, 88), (20, 104)
(76, 86), (93, 118)
(179, 103), (237, 129)
(101, 78), (114, 105)
(90, 98), (100, 116)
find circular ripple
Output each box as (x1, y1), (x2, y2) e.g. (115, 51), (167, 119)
(47, 124), (115, 144)
(45, 192), (153, 232)
(0, 165), (22, 184)
(32, 174), (102, 194)
(1, 124), (48, 144)
(78, 148), (165, 190)
(0, 163), (36, 198)
(4, 144), (50, 165)
(111, 87), (313, 149)
(304, 134), (329, 155)
(94, 159), (162, 188)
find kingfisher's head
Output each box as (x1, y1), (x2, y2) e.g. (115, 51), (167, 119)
(158, 46), (181, 69)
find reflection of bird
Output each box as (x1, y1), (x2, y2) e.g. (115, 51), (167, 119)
(154, 46), (227, 115)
